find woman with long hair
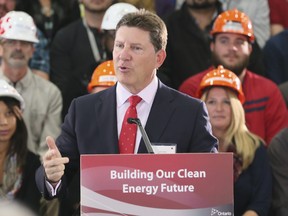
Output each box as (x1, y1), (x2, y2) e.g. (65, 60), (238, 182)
(0, 79), (41, 214)
(197, 66), (272, 216)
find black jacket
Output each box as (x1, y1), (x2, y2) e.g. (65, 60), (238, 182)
(50, 19), (107, 120)
(16, 151), (42, 214)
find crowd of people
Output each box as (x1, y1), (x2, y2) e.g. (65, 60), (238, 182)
(0, 0), (287, 216)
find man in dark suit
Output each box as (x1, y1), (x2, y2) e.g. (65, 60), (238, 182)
(36, 9), (218, 207)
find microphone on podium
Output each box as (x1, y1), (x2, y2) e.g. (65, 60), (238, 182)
(127, 117), (154, 154)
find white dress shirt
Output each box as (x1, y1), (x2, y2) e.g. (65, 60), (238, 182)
(116, 76), (158, 153)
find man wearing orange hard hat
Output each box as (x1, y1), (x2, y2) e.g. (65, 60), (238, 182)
(87, 60), (117, 93)
(179, 9), (288, 145)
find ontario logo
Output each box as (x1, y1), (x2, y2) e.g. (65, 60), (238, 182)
(211, 208), (232, 216)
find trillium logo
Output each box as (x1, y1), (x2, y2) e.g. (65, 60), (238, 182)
(211, 208), (232, 216)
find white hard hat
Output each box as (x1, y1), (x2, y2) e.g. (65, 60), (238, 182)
(0, 79), (25, 111)
(0, 11), (39, 43)
(101, 3), (138, 30)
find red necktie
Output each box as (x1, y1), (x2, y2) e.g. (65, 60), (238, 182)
(119, 95), (142, 154)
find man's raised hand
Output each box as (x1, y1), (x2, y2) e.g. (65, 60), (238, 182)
(43, 136), (69, 184)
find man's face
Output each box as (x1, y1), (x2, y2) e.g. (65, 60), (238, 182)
(0, 0), (16, 17)
(81, 0), (114, 13)
(211, 33), (252, 76)
(113, 26), (166, 94)
(1, 39), (34, 68)
(186, 0), (217, 9)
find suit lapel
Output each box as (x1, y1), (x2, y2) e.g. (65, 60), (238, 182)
(138, 82), (176, 153)
(97, 86), (119, 153)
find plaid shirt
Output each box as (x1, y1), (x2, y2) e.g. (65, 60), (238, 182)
(29, 29), (50, 74)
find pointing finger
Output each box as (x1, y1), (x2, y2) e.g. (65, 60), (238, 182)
(46, 136), (61, 158)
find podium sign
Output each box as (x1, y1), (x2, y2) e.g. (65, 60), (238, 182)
(81, 153), (233, 215)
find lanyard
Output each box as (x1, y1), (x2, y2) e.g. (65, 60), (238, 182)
(82, 18), (107, 62)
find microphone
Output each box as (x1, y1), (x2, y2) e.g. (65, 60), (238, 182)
(127, 118), (154, 154)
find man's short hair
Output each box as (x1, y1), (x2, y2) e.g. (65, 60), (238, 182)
(116, 9), (167, 52)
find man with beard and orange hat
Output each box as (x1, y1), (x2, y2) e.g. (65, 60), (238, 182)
(158, 0), (264, 89)
(179, 9), (288, 145)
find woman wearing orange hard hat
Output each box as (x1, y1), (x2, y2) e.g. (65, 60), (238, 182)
(197, 65), (272, 216)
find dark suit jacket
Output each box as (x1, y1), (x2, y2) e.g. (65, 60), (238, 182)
(268, 128), (288, 216)
(36, 80), (218, 199)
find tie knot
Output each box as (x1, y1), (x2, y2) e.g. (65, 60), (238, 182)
(129, 95), (142, 107)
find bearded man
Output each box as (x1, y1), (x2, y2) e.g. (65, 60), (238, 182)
(158, 0), (264, 89)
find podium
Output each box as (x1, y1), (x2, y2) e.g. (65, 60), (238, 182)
(80, 153), (233, 215)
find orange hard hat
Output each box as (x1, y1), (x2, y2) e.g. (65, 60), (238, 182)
(210, 9), (254, 43)
(197, 65), (245, 104)
(87, 60), (117, 93)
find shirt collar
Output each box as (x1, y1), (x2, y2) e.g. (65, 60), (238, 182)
(0, 67), (32, 89)
(116, 76), (158, 107)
